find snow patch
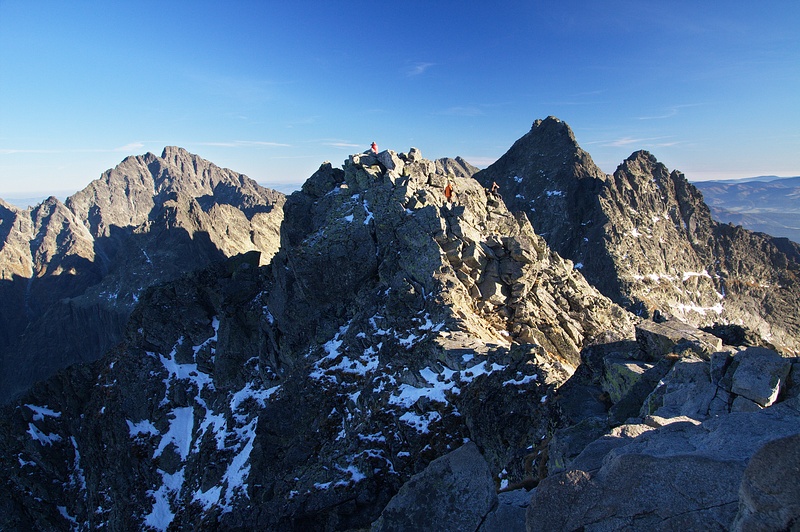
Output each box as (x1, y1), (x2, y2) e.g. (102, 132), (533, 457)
(143, 469), (184, 531)
(25, 404), (62, 421)
(153, 407), (194, 461)
(127, 419), (159, 437)
(399, 411), (442, 434)
(682, 270), (711, 281)
(27, 423), (62, 446)
(673, 302), (724, 315)
(362, 199), (374, 225)
(503, 374), (538, 386)
(57, 506), (78, 527)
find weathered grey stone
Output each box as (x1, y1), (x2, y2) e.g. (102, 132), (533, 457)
(789, 362), (800, 398)
(528, 398), (800, 531)
(732, 434), (800, 532)
(461, 242), (488, 270)
(406, 147), (422, 162)
(643, 415), (702, 428)
(569, 423), (654, 473)
(710, 350), (734, 385)
(730, 347), (792, 407)
(479, 277), (507, 306)
(497, 488), (532, 507)
(479, 502), (526, 532)
(371, 442), (497, 532)
(301, 161), (343, 197)
(504, 235), (538, 264)
(547, 417), (610, 475)
(642, 354), (719, 421)
(731, 395), (763, 413)
(636, 319), (723, 360)
(377, 150), (404, 176)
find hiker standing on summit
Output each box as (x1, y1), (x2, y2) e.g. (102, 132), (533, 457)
(371, 141), (378, 154)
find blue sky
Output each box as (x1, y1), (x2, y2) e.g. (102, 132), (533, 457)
(1, 1), (799, 199)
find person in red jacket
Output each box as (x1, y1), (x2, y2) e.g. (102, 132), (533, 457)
(371, 141), (378, 154)
(444, 181), (453, 203)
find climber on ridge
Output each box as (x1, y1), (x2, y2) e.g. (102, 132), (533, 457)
(444, 180), (454, 207)
(371, 141), (378, 154)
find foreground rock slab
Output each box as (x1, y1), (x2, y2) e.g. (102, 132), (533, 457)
(527, 397), (800, 531)
(372, 442), (497, 532)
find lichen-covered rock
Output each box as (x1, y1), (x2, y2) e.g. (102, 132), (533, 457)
(601, 358), (653, 403)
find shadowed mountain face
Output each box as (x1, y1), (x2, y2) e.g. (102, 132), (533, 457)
(0, 147), (285, 403)
(475, 117), (800, 354)
(693, 176), (800, 244)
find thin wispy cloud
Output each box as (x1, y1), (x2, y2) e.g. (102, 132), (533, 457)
(406, 62), (435, 77)
(322, 141), (361, 149)
(637, 103), (705, 120)
(606, 137), (645, 147)
(1, 144), (148, 155)
(187, 71), (290, 104)
(587, 136), (679, 148)
(436, 106), (485, 117)
(197, 140), (291, 148)
(114, 142), (144, 152)
(461, 156), (498, 168)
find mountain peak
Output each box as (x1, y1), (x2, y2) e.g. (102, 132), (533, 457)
(531, 115), (571, 133)
(0, 147), (286, 404)
(478, 118), (800, 353)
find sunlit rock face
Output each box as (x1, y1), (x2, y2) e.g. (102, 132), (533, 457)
(0, 147), (285, 403)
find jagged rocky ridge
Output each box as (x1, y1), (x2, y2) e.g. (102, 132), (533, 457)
(475, 117), (800, 354)
(0, 147), (285, 403)
(1, 124), (798, 531)
(1, 146), (638, 529)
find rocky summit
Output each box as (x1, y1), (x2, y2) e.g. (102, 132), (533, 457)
(476, 116), (800, 354)
(1, 121), (799, 531)
(0, 147), (285, 404)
